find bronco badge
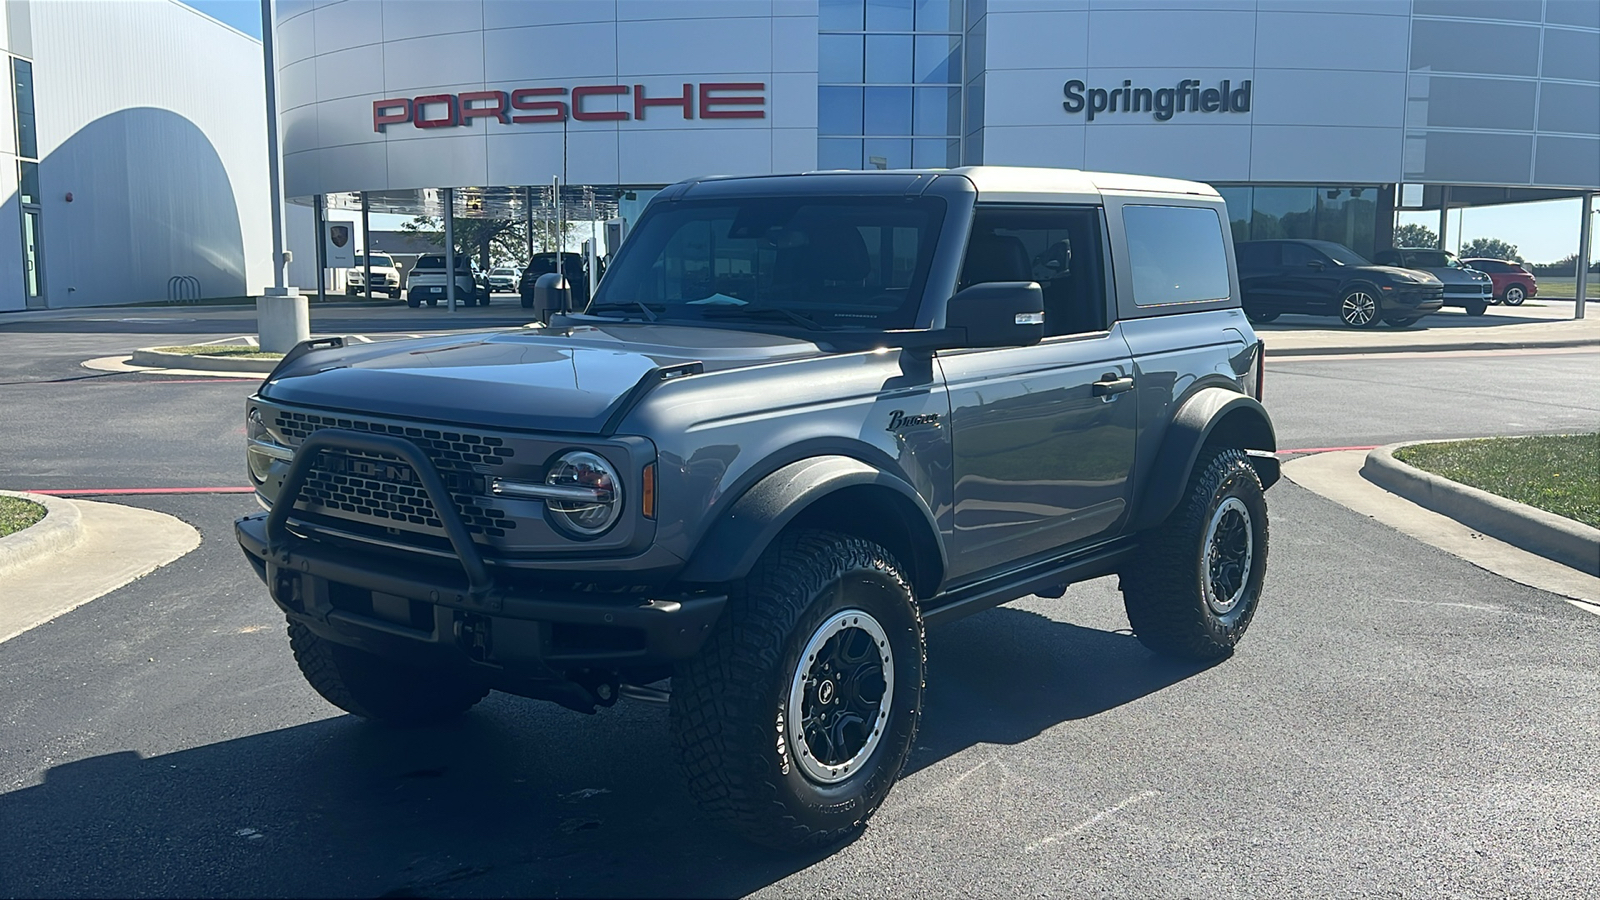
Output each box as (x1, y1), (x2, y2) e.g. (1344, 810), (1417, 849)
(886, 410), (940, 431)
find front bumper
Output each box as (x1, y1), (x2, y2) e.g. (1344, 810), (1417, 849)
(1381, 283), (1444, 316)
(1441, 284), (1493, 307)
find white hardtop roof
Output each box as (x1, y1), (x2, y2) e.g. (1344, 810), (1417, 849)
(950, 166), (1220, 202)
(798, 165), (1220, 203)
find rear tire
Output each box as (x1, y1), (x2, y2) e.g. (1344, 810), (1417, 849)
(1120, 448), (1268, 662)
(426, 298), (438, 308)
(1245, 309), (1280, 324)
(671, 530), (925, 852)
(406, 297), (421, 308)
(1503, 284), (1527, 306)
(287, 620), (489, 724)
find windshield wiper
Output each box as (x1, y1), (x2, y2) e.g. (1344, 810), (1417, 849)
(583, 301), (659, 322)
(696, 307), (823, 329)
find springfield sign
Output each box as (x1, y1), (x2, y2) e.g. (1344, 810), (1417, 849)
(373, 82), (765, 132)
(1063, 79), (1251, 122)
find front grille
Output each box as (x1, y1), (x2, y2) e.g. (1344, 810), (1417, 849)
(270, 411), (519, 542)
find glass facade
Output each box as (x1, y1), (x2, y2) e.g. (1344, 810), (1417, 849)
(818, 0), (964, 170)
(1218, 185), (1382, 260)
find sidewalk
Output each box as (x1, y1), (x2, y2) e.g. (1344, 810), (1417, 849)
(1261, 303), (1600, 356)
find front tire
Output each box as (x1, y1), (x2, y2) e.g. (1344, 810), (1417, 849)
(1120, 448), (1268, 662)
(287, 620), (489, 723)
(1464, 299), (1488, 316)
(1503, 284), (1527, 306)
(1338, 288), (1380, 328)
(671, 530), (925, 851)
(1385, 316), (1419, 327)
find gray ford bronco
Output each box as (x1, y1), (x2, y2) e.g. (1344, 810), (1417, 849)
(236, 166), (1277, 851)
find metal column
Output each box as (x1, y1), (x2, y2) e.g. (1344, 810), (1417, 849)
(444, 187), (457, 313)
(1436, 186), (1449, 251)
(1576, 192), (1593, 321)
(361, 192), (371, 300)
(314, 193), (327, 304)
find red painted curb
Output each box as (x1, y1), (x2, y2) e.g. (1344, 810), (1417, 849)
(29, 487), (255, 496)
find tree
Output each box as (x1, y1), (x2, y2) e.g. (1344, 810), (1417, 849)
(399, 217), (583, 271)
(1458, 237), (1521, 262)
(1392, 223), (1438, 249)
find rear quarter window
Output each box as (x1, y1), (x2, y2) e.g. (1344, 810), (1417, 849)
(1122, 205), (1231, 306)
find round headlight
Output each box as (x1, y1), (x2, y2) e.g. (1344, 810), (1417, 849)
(246, 409), (274, 484)
(545, 451), (623, 536)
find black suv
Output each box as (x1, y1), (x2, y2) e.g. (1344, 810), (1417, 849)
(237, 167), (1278, 851)
(1236, 238), (1444, 328)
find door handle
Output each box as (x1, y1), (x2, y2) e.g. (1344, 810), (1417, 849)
(1092, 375), (1134, 397)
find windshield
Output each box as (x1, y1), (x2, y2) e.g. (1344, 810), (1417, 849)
(491, 267), (515, 275)
(355, 254), (394, 268)
(587, 196), (947, 330)
(1408, 250), (1454, 268)
(1317, 243), (1372, 267)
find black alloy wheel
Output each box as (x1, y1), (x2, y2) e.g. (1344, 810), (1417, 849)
(1338, 289), (1380, 328)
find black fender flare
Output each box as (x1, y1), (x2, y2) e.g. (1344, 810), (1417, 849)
(1125, 387), (1278, 533)
(676, 455), (946, 588)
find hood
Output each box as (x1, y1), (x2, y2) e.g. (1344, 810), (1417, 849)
(258, 322), (824, 434)
(1416, 266), (1488, 285)
(1364, 265), (1442, 284)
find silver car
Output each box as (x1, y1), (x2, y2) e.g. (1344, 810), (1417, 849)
(1374, 247), (1494, 316)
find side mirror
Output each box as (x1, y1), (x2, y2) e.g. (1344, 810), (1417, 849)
(944, 281), (1045, 349)
(1307, 259), (1326, 271)
(532, 272), (571, 322)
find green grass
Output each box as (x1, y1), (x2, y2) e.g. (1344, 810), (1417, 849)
(1534, 278), (1600, 300)
(152, 345), (285, 360)
(1395, 434), (1600, 528)
(0, 496), (46, 538)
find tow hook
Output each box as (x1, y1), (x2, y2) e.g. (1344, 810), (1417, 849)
(571, 669), (621, 708)
(454, 613), (492, 662)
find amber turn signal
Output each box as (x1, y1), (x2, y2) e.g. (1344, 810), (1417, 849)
(641, 462), (656, 519)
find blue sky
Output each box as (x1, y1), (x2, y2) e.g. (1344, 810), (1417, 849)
(174, 1), (1596, 262)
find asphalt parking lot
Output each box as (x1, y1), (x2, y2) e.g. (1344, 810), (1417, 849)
(1, 305), (1597, 897)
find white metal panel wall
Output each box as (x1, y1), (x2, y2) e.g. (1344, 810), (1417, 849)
(978, 0), (1598, 190)
(280, 0), (819, 197)
(26, 0), (272, 307)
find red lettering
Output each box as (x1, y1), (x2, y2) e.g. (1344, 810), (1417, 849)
(372, 98), (413, 132)
(412, 94), (459, 128)
(460, 90), (509, 125)
(634, 82), (693, 120)
(572, 85), (630, 122)
(699, 82), (765, 119)
(510, 87), (568, 123)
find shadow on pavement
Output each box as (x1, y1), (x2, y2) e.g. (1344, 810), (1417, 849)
(0, 605), (1211, 898)
(1253, 306), (1573, 332)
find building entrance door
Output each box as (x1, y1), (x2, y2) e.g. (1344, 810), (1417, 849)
(22, 207), (44, 308)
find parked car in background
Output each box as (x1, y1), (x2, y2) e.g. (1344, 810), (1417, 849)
(518, 252), (590, 310)
(1373, 248), (1493, 316)
(487, 266), (518, 293)
(1461, 257), (1537, 306)
(1236, 239), (1444, 328)
(406, 254), (490, 308)
(346, 253), (403, 299)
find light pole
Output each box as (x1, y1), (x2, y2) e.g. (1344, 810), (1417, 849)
(257, 0), (308, 352)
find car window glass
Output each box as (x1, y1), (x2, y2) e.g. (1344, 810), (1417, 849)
(1122, 205), (1231, 306)
(1283, 243), (1322, 268)
(1374, 249), (1401, 266)
(1234, 242), (1278, 269)
(962, 206), (1107, 336)
(1409, 250), (1449, 267)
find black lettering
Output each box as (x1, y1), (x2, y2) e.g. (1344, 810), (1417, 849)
(1088, 88), (1109, 122)
(1175, 80), (1190, 112)
(1230, 79), (1252, 112)
(1219, 80), (1232, 111)
(1132, 87), (1152, 113)
(1201, 88), (1221, 112)
(1154, 87), (1176, 121)
(1063, 79), (1085, 114)
(887, 410), (903, 431)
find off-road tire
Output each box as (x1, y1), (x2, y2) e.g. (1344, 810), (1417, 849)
(671, 529), (925, 851)
(1464, 300), (1488, 316)
(1120, 447), (1268, 662)
(287, 620), (489, 724)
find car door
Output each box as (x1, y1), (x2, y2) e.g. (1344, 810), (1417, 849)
(937, 205), (1136, 583)
(1236, 241), (1286, 310)
(1280, 242), (1342, 312)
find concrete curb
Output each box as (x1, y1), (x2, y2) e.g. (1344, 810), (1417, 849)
(1268, 336), (1600, 357)
(130, 347), (282, 373)
(1362, 442), (1600, 577)
(0, 491), (85, 576)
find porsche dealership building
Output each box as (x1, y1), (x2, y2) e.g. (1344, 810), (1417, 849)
(274, 0), (1599, 265)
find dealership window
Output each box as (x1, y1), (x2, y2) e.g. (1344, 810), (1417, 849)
(1217, 185), (1383, 260)
(818, 0), (964, 169)
(17, 160), (39, 205)
(13, 57), (36, 160)
(1122, 205), (1231, 307)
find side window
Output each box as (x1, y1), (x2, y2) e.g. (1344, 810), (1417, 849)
(1373, 249), (1401, 266)
(1235, 242), (1278, 269)
(1283, 242), (1321, 268)
(1122, 205), (1231, 306)
(960, 206), (1107, 336)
